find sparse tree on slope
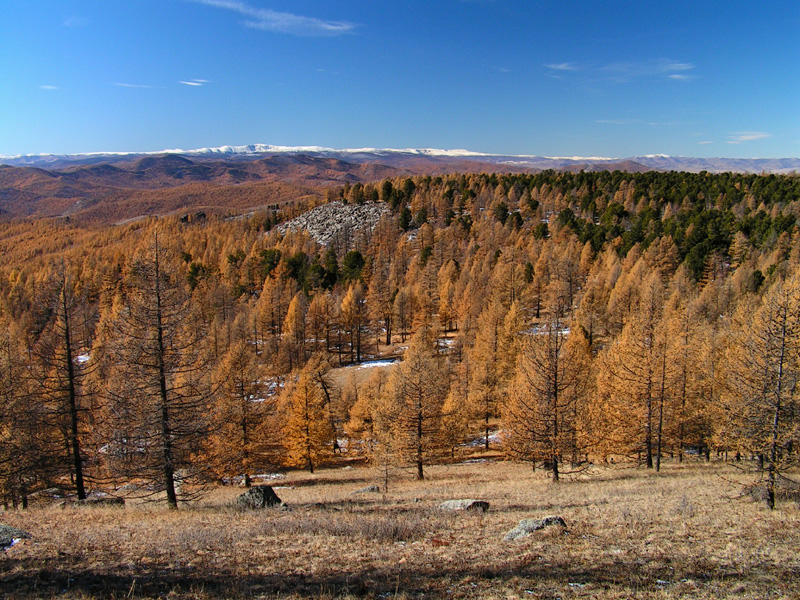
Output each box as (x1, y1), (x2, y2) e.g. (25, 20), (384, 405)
(597, 272), (674, 469)
(29, 265), (95, 500)
(103, 233), (212, 508)
(282, 358), (335, 473)
(387, 326), (448, 480)
(723, 274), (800, 509)
(504, 291), (592, 480)
(207, 340), (274, 487)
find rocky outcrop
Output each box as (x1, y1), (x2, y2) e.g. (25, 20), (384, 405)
(504, 516), (567, 540)
(277, 201), (389, 246)
(438, 499), (490, 512)
(235, 485), (283, 509)
(0, 525), (31, 550)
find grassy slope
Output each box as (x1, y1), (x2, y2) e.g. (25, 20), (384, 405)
(1, 461), (798, 599)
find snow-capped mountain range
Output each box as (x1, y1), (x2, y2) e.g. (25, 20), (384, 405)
(2, 144), (799, 174)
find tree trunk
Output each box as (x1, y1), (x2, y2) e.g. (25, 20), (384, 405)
(416, 399), (424, 480)
(61, 288), (86, 500)
(155, 251), (178, 510)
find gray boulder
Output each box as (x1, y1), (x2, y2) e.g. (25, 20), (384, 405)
(438, 499), (490, 512)
(352, 485), (381, 495)
(236, 485), (282, 509)
(504, 516), (567, 541)
(0, 524), (31, 550)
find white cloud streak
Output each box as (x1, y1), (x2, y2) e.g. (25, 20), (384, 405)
(727, 132), (771, 144)
(114, 83), (151, 89)
(545, 59), (696, 83)
(601, 59), (696, 82)
(189, 0), (356, 36)
(544, 62), (579, 71)
(40, 85), (60, 90)
(180, 79), (209, 87)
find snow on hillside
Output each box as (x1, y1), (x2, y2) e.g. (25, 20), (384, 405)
(3, 144), (799, 173)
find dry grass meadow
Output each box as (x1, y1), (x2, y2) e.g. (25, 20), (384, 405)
(2, 458), (799, 600)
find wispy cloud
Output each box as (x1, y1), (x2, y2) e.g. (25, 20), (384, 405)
(188, 0), (356, 37)
(180, 79), (209, 87)
(597, 118), (689, 127)
(114, 83), (151, 89)
(698, 141), (714, 145)
(544, 62), (579, 72)
(495, 67), (511, 73)
(727, 131), (771, 144)
(597, 119), (638, 125)
(601, 59), (695, 82)
(545, 59), (695, 84)
(40, 85), (60, 91)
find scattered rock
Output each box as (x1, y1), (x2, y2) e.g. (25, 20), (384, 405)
(80, 496), (125, 507)
(438, 499), (490, 512)
(352, 485), (381, 495)
(277, 201), (389, 246)
(31, 487), (64, 499)
(0, 525), (31, 550)
(504, 516), (567, 541)
(235, 485), (283, 509)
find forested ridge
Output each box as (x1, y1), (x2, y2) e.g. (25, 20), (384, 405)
(1, 169), (799, 510)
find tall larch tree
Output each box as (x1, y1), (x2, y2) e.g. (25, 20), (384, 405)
(387, 326), (449, 479)
(207, 340), (273, 487)
(103, 232), (212, 508)
(597, 272), (671, 469)
(468, 296), (507, 450)
(504, 291), (592, 480)
(30, 266), (95, 500)
(282, 358), (335, 473)
(723, 274), (800, 509)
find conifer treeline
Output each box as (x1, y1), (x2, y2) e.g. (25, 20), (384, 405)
(1, 170), (798, 509)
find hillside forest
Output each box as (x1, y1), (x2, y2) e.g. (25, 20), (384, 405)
(1, 169), (799, 510)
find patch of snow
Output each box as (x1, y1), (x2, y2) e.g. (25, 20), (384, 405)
(543, 155), (617, 161)
(349, 359), (397, 369)
(520, 325), (570, 337)
(251, 473), (285, 481)
(75, 353), (90, 364)
(464, 430), (504, 447)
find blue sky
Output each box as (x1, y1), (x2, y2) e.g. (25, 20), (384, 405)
(1, 0), (798, 158)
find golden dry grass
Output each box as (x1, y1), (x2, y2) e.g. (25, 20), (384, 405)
(1, 459), (799, 599)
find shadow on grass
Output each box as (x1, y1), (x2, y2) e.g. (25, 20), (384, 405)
(3, 552), (796, 599)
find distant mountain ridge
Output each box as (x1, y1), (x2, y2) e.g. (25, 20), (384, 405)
(2, 145), (799, 174)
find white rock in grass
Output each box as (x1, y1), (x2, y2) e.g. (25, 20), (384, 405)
(0, 525), (31, 550)
(438, 499), (489, 512)
(504, 516), (567, 540)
